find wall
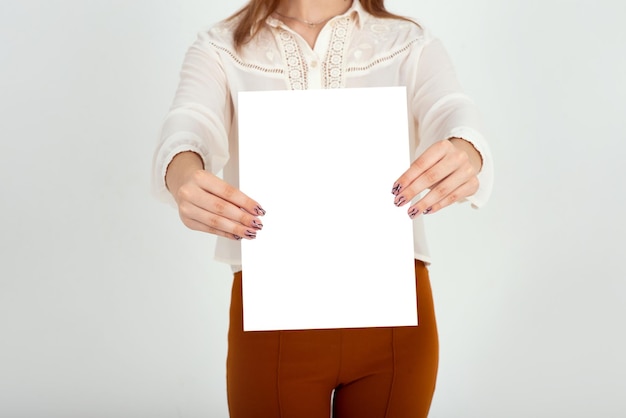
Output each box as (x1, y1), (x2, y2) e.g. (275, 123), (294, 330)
(0, 0), (624, 417)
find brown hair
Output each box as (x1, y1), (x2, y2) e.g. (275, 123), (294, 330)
(229, 0), (410, 48)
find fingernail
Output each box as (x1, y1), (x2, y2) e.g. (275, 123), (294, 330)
(234, 235), (242, 241)
(254, 205), (266, 216)
(391, 183), (401, 195)
(423, 207), (433, 215)
(394, 196), (406, 207)
(409, 207), (420, 218)
(252, 219), (264, 230)
(245, 230), (257, 239)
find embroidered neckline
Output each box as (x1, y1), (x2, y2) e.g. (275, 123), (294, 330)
(209, 17), (423, 89)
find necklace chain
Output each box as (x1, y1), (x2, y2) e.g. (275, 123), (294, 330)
(273, 10), (337, 28)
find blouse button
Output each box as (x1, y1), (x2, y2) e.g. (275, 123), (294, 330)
(310, 60), (318, 68)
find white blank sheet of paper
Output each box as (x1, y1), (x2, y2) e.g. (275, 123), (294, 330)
(238, 87), (417, 331)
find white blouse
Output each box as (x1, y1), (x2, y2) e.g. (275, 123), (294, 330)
(153, 1), (494, 270)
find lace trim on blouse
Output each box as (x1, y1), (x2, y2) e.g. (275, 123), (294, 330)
(323, 17), (351, 88)
(346, 37), (423, 73)
(209, 42), (285, 75)
(276, 29), (309, 90)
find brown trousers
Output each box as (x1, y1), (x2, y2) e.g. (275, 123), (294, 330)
(227, 260), (439, 418)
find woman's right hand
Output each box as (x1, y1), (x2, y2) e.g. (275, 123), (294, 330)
(165, 152), (265, 240)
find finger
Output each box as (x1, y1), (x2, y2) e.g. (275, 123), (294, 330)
(193, 170), (266, 216)
(391, 140), (452, 197)
(393, 149), (467, 207)
(189, 186), (264, 231)
(182, 218), (242, 240)
(407, 175), (479, 218)
(179, 200), (259, 240)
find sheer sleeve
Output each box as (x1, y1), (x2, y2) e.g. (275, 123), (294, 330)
(152, 31), (233, 204)
(410, 37), (494, 208)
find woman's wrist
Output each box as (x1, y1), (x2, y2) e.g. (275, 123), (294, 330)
(165, 151), (204, 196)
(448, 137), (483, 172)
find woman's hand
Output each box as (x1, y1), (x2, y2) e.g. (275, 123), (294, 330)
(391, 138), (482, 217)
(166, 152), (265, 240)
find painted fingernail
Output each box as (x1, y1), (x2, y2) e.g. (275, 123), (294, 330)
(423, 207), (433, 215)
(252, 219), (264, 230)
(391, 183), (401, 195)
(234, 235), (242, 241)
(408, 207), (420, 218)
(254, 205), (266, 216)
(245, 230), (257, 239)
(394, 196), (406, 207)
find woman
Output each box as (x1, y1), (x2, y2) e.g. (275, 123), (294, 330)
(153, 0), (493, 416)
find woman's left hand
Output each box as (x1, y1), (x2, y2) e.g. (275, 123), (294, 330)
(391, 137), (483, 217)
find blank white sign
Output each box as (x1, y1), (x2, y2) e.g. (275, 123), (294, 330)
(238, 87), (417, 331)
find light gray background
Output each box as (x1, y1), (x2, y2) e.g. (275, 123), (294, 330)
(1, 0), (624, 417)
